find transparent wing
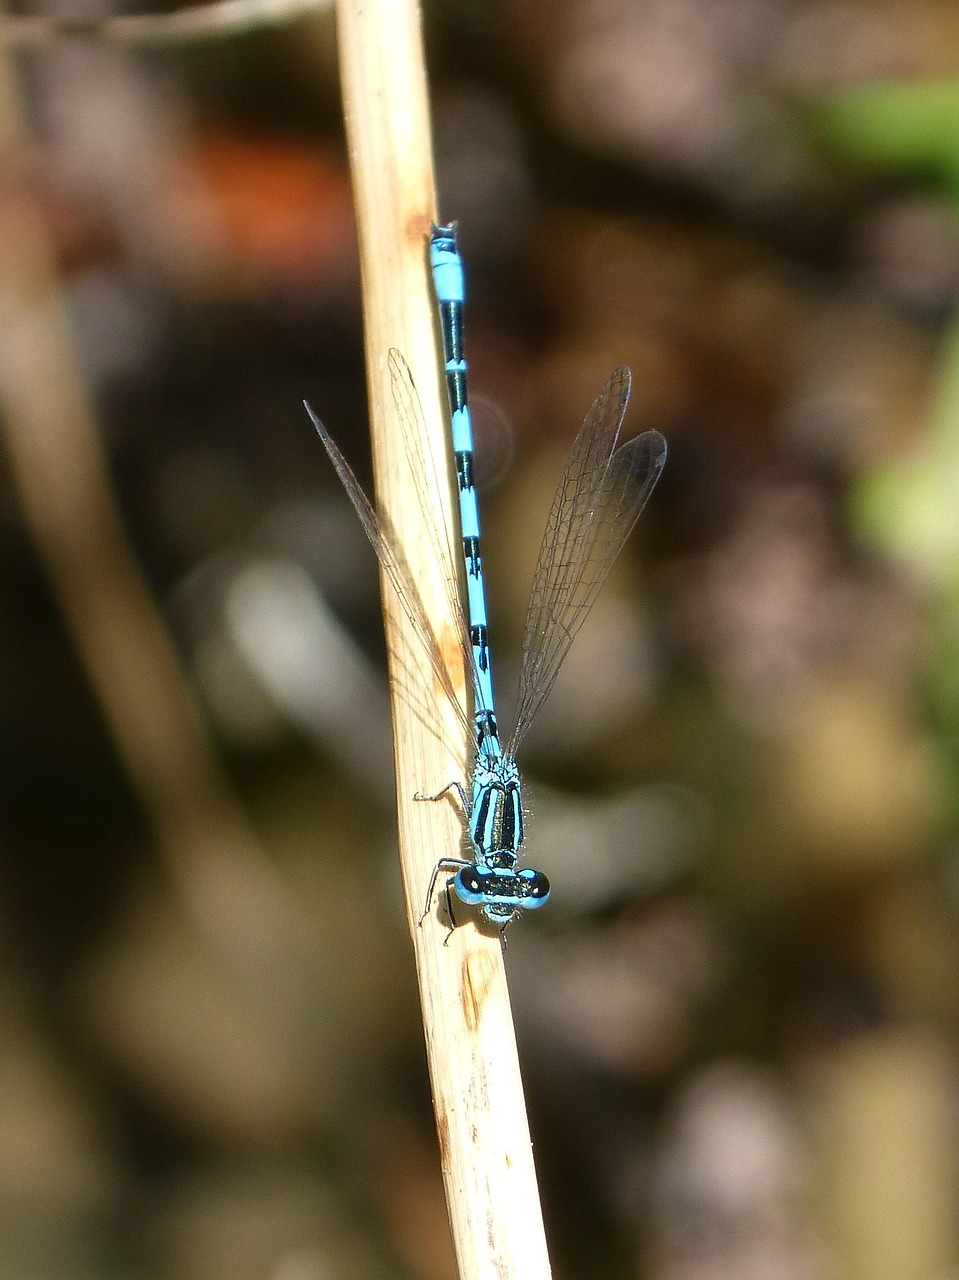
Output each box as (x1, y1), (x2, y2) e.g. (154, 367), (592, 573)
(386, 349), (483, 711)
(508, 366), (667, 753)
(304, 392), (472, 743)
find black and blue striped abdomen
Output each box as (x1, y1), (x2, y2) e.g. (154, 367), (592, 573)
(430, 225), (499, 752)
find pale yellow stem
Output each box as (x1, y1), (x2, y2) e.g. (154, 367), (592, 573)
(336, 1), (552, 1276)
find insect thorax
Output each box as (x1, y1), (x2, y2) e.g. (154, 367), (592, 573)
(470, 754), (523, 857)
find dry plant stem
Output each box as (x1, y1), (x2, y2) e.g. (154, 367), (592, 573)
(0, 38), (310, 1003)
(0, 0), (328, 48)
(336, 1), (552, 1276)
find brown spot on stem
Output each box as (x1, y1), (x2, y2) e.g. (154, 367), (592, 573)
(435, 1108), (451, 1166)
(462, 949), (497, 1030)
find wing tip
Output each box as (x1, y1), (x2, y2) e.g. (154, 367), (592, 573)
(646, 428), (668, 466)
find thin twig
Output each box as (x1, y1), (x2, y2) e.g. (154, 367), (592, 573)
(335, 1), (553, 1277)
(0, 0), (327, 47)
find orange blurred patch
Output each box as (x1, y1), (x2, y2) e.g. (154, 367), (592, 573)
(172, 130), (356, 292)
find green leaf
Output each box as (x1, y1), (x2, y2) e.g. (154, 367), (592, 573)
(814, 80), (959, 193)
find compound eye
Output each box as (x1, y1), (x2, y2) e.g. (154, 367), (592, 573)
(454, 866), (488, 906)
(518, 869), (551, 907)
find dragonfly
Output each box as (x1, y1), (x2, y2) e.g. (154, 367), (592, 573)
(305, 223), (666, 939)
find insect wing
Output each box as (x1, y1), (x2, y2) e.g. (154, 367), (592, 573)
(305, 397), (471, 740)
(509, 366), (666, 752)
(386, 349), (483, 714)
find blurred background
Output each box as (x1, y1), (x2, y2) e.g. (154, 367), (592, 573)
(1, 0), (959, 1277)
